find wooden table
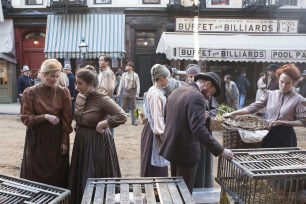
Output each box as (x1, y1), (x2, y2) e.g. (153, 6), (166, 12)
(81, 177), (195, 204)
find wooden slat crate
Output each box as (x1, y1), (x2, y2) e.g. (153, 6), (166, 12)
(81, 177), (195, 204)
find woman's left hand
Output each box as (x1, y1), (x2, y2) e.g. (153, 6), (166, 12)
(60, 144), (68, 155)
(271, 120), (286, 127)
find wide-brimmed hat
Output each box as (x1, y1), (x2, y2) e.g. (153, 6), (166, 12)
(22, 65), (30, 72)
(302, 70), (306, 76)
(266, 64), (278, 71)
(63, 64), (71, 70)
(194, 72), (221, 97)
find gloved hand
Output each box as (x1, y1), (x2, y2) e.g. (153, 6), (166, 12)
(220, 148), (234, 160)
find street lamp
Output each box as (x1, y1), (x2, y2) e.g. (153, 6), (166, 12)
(78, 38), (88, 60)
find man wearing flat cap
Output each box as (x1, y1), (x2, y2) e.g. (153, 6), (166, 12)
(266, 64), (279, 91)
(17, 65), (34, 103)
(160, 72), (234, 193)
(63, 64), (76, 116)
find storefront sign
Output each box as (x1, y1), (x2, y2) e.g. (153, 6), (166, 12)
(271, 50), (306, 60)
(178, 48), (266, 59)
(175, 18), (298, 33)
(174, 48), (306, 62)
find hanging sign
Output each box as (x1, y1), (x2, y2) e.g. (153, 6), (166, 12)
(175, 18), (299, 33)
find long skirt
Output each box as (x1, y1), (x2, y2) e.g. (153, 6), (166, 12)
(262, 126), (297, 148)
(69, 126), (121, 204)
(194, 144), (214, 188)
(141, 121), (168, 177)
(20, 122), (69, 188)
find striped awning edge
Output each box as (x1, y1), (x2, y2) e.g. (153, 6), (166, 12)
(44, 14), (126, 59)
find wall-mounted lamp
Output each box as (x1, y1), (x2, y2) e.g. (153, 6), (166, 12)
(78, 37), (88, 60)
(144, 33), (148, 46)
(34, 39), (39, 45)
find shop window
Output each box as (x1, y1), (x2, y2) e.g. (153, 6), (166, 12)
(211, 0), (229, 5)
(280, 0), (297, 6)
(94, 0), (112, 4)
(143, 0), (160, 4)
(0, 61), (8, 85)
(136, 31), (155, 46)
(26, 0), (43, 5)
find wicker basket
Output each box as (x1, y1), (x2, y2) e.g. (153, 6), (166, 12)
(222, 127), (262, 149)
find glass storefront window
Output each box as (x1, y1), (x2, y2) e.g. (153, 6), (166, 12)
(211, 0), (229, 5)
(280, 0), (297, 6)
(136, 31), (155, 46)
(0, 61), (8, 85)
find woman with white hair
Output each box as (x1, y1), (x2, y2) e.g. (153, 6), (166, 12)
(20, 59), (73, 188)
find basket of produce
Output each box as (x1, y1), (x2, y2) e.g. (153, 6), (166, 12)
(221, 114), (271, 149)
(210, 104), (234, 131)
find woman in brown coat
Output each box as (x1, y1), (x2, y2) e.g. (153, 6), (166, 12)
(69, 68), (127, 204)
(20, 59), (73, 188)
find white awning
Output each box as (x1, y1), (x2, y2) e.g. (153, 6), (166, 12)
(44, 14), (126, 59)
(156, 32), (306, 63)
(0, 0), (4, 22)
(0, 19), (16, 64)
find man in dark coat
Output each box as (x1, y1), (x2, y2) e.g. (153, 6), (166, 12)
(17, 65), (34, 103)
(297, 70), (306, 98)
(236, 71), (250, 109)
(63, 64), (76, 116)
(160, 72), (234, 193)
(266, 64), (279, 91)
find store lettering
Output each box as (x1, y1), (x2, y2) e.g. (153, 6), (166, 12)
(180, 48), (266, 59)
(224, 24), (273, 32)
(178, 23), (213, 31)
(272, 51), (306, 59)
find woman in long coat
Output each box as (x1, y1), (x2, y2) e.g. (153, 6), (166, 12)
(20, 59), (73, 188)
(69, 68), (127, 204)
(141, 64), (170, 177)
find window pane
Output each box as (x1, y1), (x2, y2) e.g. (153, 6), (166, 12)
(136, 31), (155, 46)
(26, 0), (43, 5)
(0, 63), (8, 85)
(211, 0), (229, 5)
(281, 0), (297, 6)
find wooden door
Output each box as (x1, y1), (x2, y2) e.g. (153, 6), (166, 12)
(135, 54), (155, 96)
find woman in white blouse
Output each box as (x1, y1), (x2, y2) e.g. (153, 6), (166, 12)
(224, 64), (306, 148)
(141, 64), (170, 177)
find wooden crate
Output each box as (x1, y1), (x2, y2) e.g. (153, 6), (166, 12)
(81, 177), (195, 204)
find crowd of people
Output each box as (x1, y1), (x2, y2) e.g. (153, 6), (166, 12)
(17, 57), (306, 203)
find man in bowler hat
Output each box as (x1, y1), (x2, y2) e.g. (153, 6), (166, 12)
(17, 65), (34, 103)
(266, 64), (279, 90)
(297, 70), (306, 98)
(160, 72), (234, 193)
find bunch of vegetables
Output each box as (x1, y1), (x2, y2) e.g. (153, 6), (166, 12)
(216, 104), (235, 121)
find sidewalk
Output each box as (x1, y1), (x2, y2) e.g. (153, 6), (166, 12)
(0, 103), (20, 115)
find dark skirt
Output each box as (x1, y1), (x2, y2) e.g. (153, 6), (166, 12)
(141, 120), (168, 177)
(262, 126), (297, 148)
(20, 122), (69, 188)
(69, 126), (121, 204)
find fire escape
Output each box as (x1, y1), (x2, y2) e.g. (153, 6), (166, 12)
(50, 0), (88, 13)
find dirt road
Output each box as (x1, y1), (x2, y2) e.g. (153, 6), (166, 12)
(0, 115), (305, 183)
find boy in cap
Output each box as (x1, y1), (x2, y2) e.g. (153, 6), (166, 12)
(17, 65), (34, 103)
(160, 72), (234, 193)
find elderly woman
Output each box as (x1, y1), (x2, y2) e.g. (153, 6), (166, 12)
(141, 64), (170, 177)
(20, 59), (73, 188)
(224, 64), (306, 148)
(69, 68), (127, 204)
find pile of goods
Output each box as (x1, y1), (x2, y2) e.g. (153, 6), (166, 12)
(222, 114), (271, 130)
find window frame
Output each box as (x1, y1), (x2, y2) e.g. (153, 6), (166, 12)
(94, 0), (112, 4)
(142, 0), (160, 4)
(26, 0), (43, 5)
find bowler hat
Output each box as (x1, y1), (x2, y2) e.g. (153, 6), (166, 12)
(22, 65), (30, 72)
(194, 72), (221, 97)
(63, 64), (71, 70)
(266, 64), (279, 71)
(302, 70), (306, 76)
(126, 62), (134, 68)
